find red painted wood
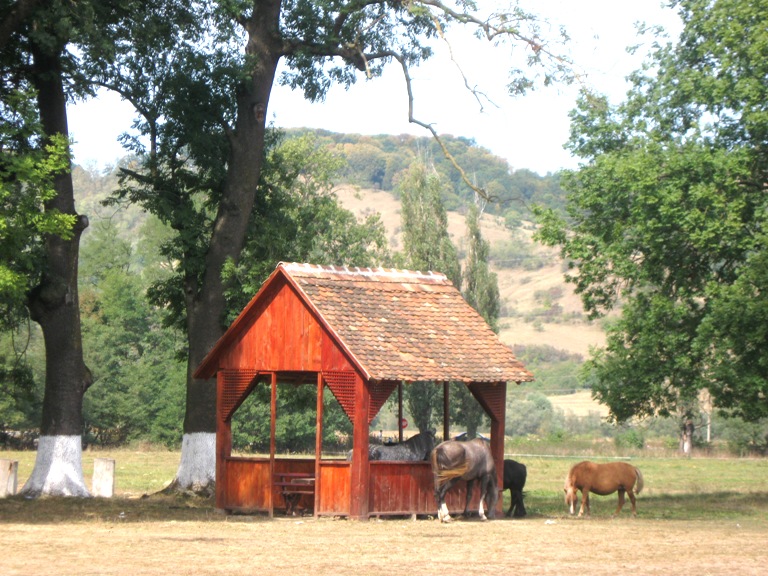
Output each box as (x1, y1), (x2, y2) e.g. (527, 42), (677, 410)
(215, 371), (230, 510)
(219, 282), (326, 373)
(317, 461), (351, 516)
(223, 458), (270, 512)
(273, 459), (315, 513)
(369, 462), (479, 517)
(349, 373), (370, 519)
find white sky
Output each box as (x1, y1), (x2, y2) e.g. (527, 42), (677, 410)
(67, 1), (681, 176)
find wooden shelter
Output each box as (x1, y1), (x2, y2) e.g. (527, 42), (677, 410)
(194, 262), (532, 519)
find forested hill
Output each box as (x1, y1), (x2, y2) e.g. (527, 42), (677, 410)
(285, 128), (567, 225)
(73, 128), (568, 235)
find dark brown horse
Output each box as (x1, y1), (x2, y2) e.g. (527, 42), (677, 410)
(564, 461), (644, 517)
(430, 438), (498, 522)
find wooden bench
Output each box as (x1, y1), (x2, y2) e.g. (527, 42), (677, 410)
(274, 472), (315, 515)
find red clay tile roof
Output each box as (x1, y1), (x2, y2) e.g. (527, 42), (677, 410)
(283, 263), (533, 384)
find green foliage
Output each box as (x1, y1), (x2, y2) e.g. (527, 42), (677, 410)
(404, 382), (442, 434)
(231, 385), (352, 455)
(513, 344), (584, 394)
(462, 202), (500, 332)
(490, 233), (551, 270)
(302, 129), (567, 219)
(716, 413), (768, 456)
(221, 132), (391, 322)
(80, 219), (185, 447)
(614, 427), (646, 450)
(535, 0), (768, 423)
(0, 92), (75, 328)
(397, 161), (462, 431)
(505, 391), (561, 437)
(397, 161), (461, 284)
(0, 329), (44, 438)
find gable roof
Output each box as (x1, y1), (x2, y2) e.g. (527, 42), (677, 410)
(195, 262), (533, 384)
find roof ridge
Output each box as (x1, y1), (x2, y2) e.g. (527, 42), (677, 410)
(279, 262), (449, 282)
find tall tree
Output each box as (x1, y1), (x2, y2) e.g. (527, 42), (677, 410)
(2, 1), (91, 496)
(98, 0), (570, 492)
(1, 0), (151, 495)
(451, 198), (500, 438)
(535, 0), (768, 441)
(397, 161), (460, 432)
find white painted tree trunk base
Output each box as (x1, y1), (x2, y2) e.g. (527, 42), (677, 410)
(20, 436), (90, 498)
(165, 433), (215, 496)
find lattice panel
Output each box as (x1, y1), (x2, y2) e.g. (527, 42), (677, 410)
(468, 382), (506, 424)
(323, 370), (357, 424)
(368, 381), (398, 425)
(221, 369), (260, 421)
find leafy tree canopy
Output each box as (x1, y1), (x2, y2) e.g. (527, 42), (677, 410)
(535, 0), (768, 422)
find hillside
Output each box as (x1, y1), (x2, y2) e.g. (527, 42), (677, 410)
(334, 185), (606, 358)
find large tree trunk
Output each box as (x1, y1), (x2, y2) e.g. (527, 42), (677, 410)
(21, 41), (92, 498)
(168, 1), (281, 494)
(680, 418), (694, 456)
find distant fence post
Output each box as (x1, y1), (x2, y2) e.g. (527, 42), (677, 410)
(92, 458), (115, 498)
(1, 459), (18, 497)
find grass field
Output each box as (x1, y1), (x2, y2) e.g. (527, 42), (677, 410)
(2, 448), (767, 575)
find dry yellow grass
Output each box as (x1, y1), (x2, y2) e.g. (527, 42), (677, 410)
(5, 513), (767, 576)
(547, 390), (610, 418)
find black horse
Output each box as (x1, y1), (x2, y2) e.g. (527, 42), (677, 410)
(430, 438), (498, 522)
(370, 429), (435, 461)
(503, 459), (527, 518)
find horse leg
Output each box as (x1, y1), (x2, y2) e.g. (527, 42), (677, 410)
(436, 479), (457, 523)
(513, 489), (527, 517)
(463, 478), (475, 518)
(477, 481), (488, 521)
(627, 489), (637, 516)
(614, 489), (626, 516)
(484, 476), (498, 520)
(579, 489), (590, 517)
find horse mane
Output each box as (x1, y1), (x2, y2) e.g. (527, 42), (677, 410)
(635, 467), (644, 494)
(564, 469), (573, 490)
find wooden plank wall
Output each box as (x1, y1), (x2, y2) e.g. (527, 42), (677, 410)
(369, 461), (480, 517)
(223, 458), (270, 512)
(317, 461), (351, 516)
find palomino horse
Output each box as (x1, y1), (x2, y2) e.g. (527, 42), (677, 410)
(564, 460), (644, 517)
(430, 438), (498, 522)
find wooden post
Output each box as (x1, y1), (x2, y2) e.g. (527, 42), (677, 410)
(443, 382), (450, 442)
(349, 373), (370, 520)
(489, 381), (507, 518)
(1, 459), (18, 497)
(92, 458), (115, 497)
(269, 371), (277, 518)
(215, 371), (232, 511)
(314, 372), (324, 517)
(397, 382), (403, 443)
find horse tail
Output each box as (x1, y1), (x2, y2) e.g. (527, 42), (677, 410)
(431, 448), (470, 488)
(434, 461), (471, 486)
(634, 467), (644, 495)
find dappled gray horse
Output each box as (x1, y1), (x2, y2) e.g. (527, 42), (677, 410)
(430, 438), (498, 522)
(369, 429), (436, 461)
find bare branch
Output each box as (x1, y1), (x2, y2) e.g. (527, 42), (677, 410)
(387, 50), (494, 202)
